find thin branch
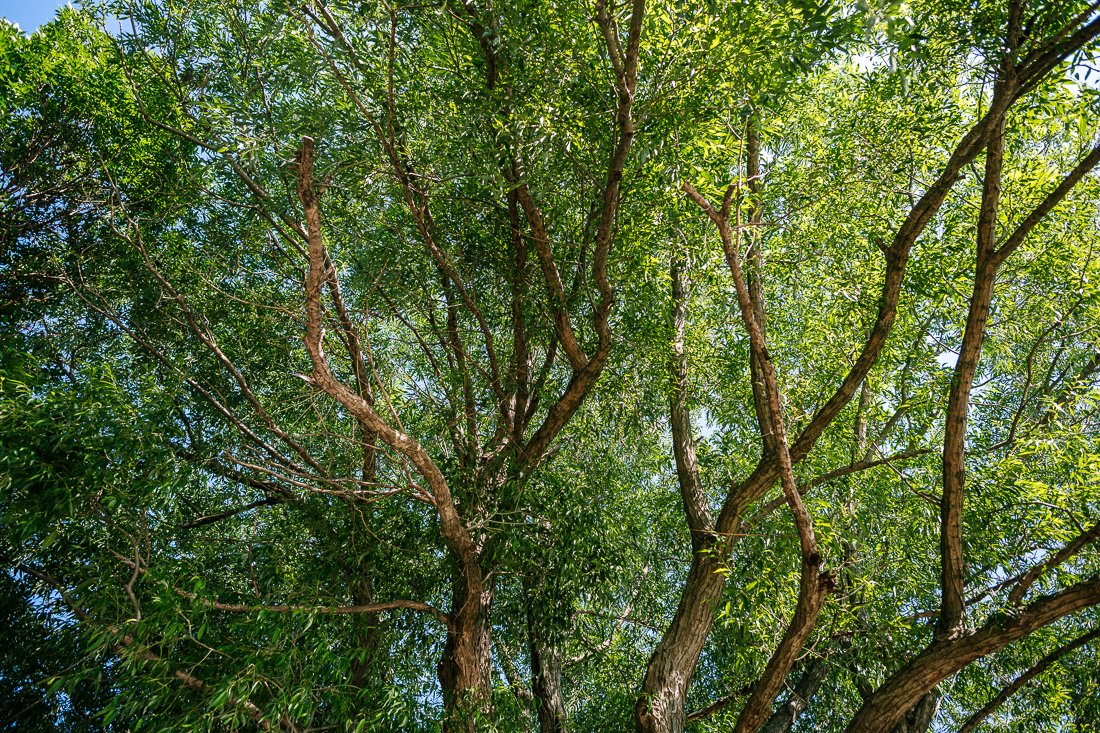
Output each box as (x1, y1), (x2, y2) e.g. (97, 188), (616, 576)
(175, 588), (451, 627)
(1008, 520), (1100, 605)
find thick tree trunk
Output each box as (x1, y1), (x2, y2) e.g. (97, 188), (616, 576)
(439, 570), (495, 733)
(635, 546), (726, 733)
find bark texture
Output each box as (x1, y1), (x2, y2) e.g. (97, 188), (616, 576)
(438, 573), (495, 733)
(845, 577), (1100, 733)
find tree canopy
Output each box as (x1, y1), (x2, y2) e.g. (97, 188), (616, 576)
(2, 1), (1100, 732)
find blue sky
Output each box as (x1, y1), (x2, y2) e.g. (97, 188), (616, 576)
(0, 0), (72, 33)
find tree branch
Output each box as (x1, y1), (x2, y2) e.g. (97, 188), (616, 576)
(175, 588), (451, 628)
(958, 625), (1100, 733)
(846, 576), (1100, 733)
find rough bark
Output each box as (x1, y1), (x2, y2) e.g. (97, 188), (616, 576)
(958, 627), (1100, 733)
(759, 655), (831, 733)
(527, 594), (569, 733)
(439, 572), (495, 733)
(938, 107), (1006, 639)
(669, 255), (714, 550)
(634, 85), (1016, 732)
(630, 37), (1100, 720)
(635, 550), (728, 733)
(745, 120), (774, 456)
(845, 577), (1100, 733)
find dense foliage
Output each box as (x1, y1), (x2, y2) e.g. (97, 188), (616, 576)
(2, 1), (1099, 732)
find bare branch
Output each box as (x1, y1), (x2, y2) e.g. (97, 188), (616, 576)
(295, 136), (479, 570)
(179, 497), (285, 530)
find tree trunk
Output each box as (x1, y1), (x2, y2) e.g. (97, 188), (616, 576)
(528, 614), (568, 733)
(522, 572), (570, 733)
(635, 546), (726, 733)
(760, 655), (830, 733)
(890, 690), (940, 733)
(439, 569), (495, 733)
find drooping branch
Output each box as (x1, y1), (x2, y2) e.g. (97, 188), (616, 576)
(685, 684), (754, 723)
(69, 284), (316, 483)
(4, 558), (298, 733)
(958, 625), (1100, 733)
(565, 568), (649, 669)
(119, 633), (300, 733)
(301, 2), (510, 428)
(175, 588), (451, 628)
(749, 447), (934, 527)
(178, 497), (284, 530)
(1008, 520), (1100, 605)
(105, 204), (329, 479)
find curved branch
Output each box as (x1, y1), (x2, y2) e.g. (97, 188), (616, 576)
(295, 137), (478, 571)
(683, 180), (832, 733)
(517, 0), (646, 470)
(992, 140), (1100, 267)
(1008, 520), (1100, 605)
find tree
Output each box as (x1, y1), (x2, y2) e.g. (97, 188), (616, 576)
(2, 1), (1100, 732)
